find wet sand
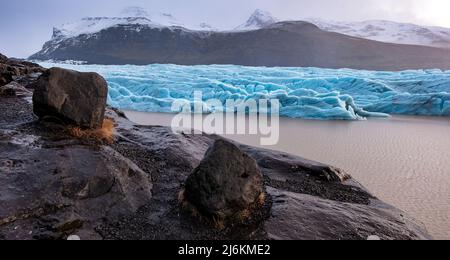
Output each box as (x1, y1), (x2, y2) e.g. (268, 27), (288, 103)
(125, 110), (450, 240)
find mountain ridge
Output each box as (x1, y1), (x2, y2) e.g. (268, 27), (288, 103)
(30, 20), (450, 71)
(42, 7), (450, 48)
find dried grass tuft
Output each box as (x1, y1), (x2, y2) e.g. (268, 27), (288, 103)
(212, 216), (226, 231)
(257, 192), (266, 206)
(67, 118), (115, 143)
(237, 209), (251, 222)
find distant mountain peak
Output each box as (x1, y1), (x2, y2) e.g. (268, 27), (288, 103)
(252, 9), (273, 17)
(235, 9), (278, 31)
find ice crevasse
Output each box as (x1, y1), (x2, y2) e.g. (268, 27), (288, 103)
(39, 63), (450, 120)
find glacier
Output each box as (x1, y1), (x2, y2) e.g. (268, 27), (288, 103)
(38, 62), (450, 120)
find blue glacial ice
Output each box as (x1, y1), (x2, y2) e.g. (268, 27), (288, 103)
(38, 62), (450, 120)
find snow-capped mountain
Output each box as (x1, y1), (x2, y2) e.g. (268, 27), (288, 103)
(232, 10), (450, 48)
(30, 8), (450, 69)
(51, 6), (215, 41)
(234, 9), (278, 31)
(52, 17), (159, 41)
(306, 18), (450, 49)
(306, 19), (450, 48)
(120, 7), (185, 28)
(42, 7), (450, 49)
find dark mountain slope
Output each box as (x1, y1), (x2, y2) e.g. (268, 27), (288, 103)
(30, 21), (450, 70)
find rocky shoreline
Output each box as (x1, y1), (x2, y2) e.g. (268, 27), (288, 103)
(0, 54), (432, 240)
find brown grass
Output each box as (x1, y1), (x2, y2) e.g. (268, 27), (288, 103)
(67, 118), (115, 143)
(235, 192), (266, 223)
(257, 192), (266, 206)
(237, 209), (251, 222)
(212, 216), (225, 231)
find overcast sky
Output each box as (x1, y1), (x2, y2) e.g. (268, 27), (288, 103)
(2, 0), (450, 58)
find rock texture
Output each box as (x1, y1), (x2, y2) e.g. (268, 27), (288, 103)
(265, 187), (431, 240)
(32, 67), (108, 129)
(0, 82), (31, 97)
(0, 53), (43, 87)
(184, 139), (264, 218)
(0, 53), (7, 62)
(0, 131), (152, 240)
(97, 114), (431, 240)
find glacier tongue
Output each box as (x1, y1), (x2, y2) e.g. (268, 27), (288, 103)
(38, 62), (450, 120)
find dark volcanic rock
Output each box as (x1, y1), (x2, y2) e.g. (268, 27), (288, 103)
(32, 67), (108, 129)
(0, 82), (31, 97)
(265, 187), (431, 240)
(242, 145), (350, 182)
(99, 122), (431, 240)
(0, 131), (152, 240)
(184, 139), (264, 219)
(0, 64), (14, 86)
(0, 53), (44, 87)
(0, 54), (7, 63)
(0, 80), (15, 96)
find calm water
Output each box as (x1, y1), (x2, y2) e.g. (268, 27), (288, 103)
(126, 111), (450, 240)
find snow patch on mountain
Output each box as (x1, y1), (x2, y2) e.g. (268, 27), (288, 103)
(51, 6), (216, 41)
(235, 9), (278, 31)
(306, 18), (450, 48)
(52, 17), (161, 40)
(232, 10), (450, 48)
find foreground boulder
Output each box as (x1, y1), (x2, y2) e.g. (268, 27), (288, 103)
(184, 139), (264, 219)
(33, 67), (108, 129)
